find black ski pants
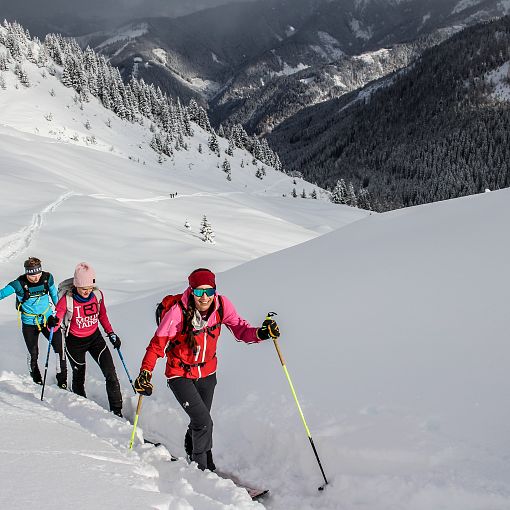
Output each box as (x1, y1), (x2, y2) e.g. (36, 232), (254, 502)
(22, 323), (67, 379)
(168, 373), (217, 469)
(65, 329), (122, 412)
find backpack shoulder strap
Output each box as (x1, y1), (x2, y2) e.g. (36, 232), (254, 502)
(63, 292), (74, 335)
(92, 289), (103, 304)
(41, 272), (50, 294)
(217, 295), (224, 324)
(20, 281), (30, 303)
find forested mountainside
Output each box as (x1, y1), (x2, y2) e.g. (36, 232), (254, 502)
(83, 0), (510, 131)
(269, 15), (510, 211)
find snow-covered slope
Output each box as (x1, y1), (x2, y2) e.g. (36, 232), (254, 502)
(2, 21), (509, 510)
(3, 177), (510, 509)
(0, 26), (368, 510)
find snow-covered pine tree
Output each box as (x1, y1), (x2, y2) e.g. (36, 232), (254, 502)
(14, 63), (29, 87)
(347, 182), (358, 207)
(311, 189), (318, 199)
(331, 179), (347, 204)
(301, 189), (307, 198)
(222, 159), (231, 174)
(225, 138), (235, 156)
(292, 188), (298, 198)
(200, 215), (215, 244)
(0, 52), (9, 71)
(357, 188), (372, 210)
(208, 132), (220, 156)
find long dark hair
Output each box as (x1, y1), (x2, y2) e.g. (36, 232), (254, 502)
(183, 298), (198, 354)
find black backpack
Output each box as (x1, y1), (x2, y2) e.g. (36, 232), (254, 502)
(15, 272), (50, 310)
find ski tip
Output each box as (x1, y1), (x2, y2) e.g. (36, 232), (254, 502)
(143, 439), (162, 447)
(250, 489), (269, 501)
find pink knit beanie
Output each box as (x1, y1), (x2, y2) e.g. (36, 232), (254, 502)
(73, 262), (96, 288)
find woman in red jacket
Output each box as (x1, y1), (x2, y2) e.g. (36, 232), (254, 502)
(51, 262), (123, 417)
(134, 268), (279, 471)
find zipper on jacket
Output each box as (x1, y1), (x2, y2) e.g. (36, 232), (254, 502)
(194, 345), (201, 362)
(202, 331), (207, 364)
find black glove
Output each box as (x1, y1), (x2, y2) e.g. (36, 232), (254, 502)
(257, 318), (280, 340)
(107, 332), (121, 349)
(47, 315), (58, 328)
(134, 369), (153, 396)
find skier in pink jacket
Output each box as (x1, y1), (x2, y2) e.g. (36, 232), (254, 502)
(51, 262), (123, 417)
(134, 268), (280, 471)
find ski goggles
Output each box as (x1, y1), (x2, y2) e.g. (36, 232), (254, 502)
(192, 288), (216, 297)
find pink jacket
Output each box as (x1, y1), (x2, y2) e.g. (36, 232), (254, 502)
(141, 288), (260, 379)
(55, 292), (113, 338)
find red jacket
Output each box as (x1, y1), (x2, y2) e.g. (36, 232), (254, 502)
(141, 288), (260, 379)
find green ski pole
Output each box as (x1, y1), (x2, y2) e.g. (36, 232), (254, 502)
(267, 312), (329, 491)
(129, 394), (143, 449)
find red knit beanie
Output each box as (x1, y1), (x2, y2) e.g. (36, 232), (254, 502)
(188, 268), (216, 288)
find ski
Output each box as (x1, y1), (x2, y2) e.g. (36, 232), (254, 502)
(143, 439), (179, 461)
(215, 470), (269, 501)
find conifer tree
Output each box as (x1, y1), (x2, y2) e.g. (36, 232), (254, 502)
(226, 138), (235, 156)
(331, 179), (347, 204)
(208, 132), (220, 155)
(0, 53), (8, 71)
(14, 63), (29, 87)
(347, 182), (358, 207)
(200, 215), (215, 244)
(222, 159), (231, 174)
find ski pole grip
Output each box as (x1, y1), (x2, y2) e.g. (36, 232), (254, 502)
(135, 394), (144, 415)
(273, 338), (285, 366)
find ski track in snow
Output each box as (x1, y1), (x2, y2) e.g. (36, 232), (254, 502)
(0, 191), (77, 264)
(90, 190), (245, 203)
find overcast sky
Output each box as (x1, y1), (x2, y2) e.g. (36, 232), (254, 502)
(0, 0), (255, 20)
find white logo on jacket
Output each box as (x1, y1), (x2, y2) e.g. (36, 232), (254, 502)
(74, 304), (99, 329)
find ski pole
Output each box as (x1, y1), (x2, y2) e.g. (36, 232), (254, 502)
(40, 326), (55, 401)
(267, 312), (329, 491)
(129, 394), (143, 449)
(116, 347), (137, 394)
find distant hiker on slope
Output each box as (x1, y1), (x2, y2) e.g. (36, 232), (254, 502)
(53, 262), (124, 417)
(134, 268), (280, 471)
(0, 257), (67, 388)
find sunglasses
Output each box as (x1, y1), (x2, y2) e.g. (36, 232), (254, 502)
(192, 288), (216, 297)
